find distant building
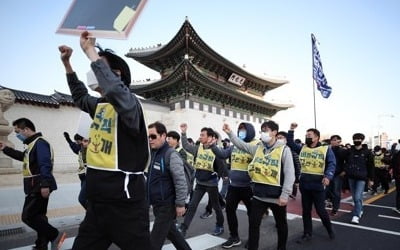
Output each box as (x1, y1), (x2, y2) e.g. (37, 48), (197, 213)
(2, 19), (292, 172)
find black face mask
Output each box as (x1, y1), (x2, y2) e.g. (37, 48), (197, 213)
(353, 141), (362, 146)
(305, 137), (313, 146)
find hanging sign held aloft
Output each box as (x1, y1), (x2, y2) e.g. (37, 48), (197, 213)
(56, 0), (148, 39)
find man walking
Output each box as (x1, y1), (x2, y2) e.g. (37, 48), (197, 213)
(287, 122), (336, 243)
(59, 31), (151, 249)
(0, 118), (65, 250)
(344, 133), (374, 224)
(147, 122), (191, 250)
(224, 121), (295, 250)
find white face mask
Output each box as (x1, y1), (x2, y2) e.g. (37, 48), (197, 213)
(277, 139), (286, 144)
(86, 69), (99, 91)
(260, 132), (272, 143)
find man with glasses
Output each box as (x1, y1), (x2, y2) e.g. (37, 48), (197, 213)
(147, 122), (191, 250)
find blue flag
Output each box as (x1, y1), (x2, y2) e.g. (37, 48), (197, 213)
(312, 34), (332, 98)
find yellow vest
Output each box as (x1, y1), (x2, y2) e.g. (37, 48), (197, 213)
(86, 103), (118, 171)
(194, 146), (215, 172)
(374, 154), (384, 168)
(231, 140), (258, 171)
(248, 145), (284, 186)
(299, 146), (328, 176)
(22, 136), (54, 178)
(176, 146), (195, 166)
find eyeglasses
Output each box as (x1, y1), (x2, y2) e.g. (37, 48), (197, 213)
(148, 134), (158, 140)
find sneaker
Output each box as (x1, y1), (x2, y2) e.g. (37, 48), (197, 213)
(177, 223), (187, 237)
(51, 232), (67, 250)
(221, 237), (241, 248)
(212, 226), (224, 236)
(351, 216), (359, 224)
(296, 234), (312, 244)
(200, 211), (213, 219)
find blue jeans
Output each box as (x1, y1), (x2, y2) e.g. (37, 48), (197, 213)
(348, 178), (365, 217)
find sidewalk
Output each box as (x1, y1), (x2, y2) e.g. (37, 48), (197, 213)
(0, 172), (84, 235)
(0, 172), (79, 188)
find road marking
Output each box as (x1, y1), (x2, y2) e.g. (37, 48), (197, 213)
(378, 214), (400, 220)
(325, 207), (352, 213)
(164, 233), (225, 250)
(238, 204), (301, 220)
(363, 203), (396, 209)
(311, 217), (400, 236)
(9, 233), (225, 250)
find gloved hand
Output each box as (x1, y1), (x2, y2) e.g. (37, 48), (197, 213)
(64, 132), (72, 143)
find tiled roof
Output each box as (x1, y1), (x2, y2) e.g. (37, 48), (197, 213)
(0, 86), (75, 108)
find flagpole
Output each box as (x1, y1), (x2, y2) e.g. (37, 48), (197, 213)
(311, 33), (331, 129)
(312, 79), (317, 129)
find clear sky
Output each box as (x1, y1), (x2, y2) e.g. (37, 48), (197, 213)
(1, 0), (399, 144)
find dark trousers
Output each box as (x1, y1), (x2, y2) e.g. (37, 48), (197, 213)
(327, 175), (343, 212)
(372, 168), (389, 192)
(395, 179), (400, 210)
(22, 193), (59, 248)
(225, 185), (252, 238)
(248, 198), (288, 250)
(205, 192), (226, 213)
(78, 173), (87, 209)
(183, 184), (224, 228)
(300, 187), (333, 236)
(151, 204), (191, 250)
(72, 199), (150, 250)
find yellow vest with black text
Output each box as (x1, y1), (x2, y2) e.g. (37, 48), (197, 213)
(86, 103), (119, 171)
(248, 145), (284, 186)
(22, 136), (54, 177)
(231, 140), (258, 171)
(299, 146), (328, 175)
(194, 146), (215, 172)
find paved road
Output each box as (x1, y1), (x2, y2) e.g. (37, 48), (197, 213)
(1, 181), (399, 249)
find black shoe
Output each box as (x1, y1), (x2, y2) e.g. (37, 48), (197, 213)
(331, 210), (338, 216)
(384, 190), (388, 194)
(296, 234), (312, 244)
(221, 237), (241, 248)
(200, 211), (213, 219)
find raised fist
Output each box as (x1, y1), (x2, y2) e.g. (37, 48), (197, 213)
(222, 123), (231, 133)
(290, 122), (298, 130)
(63, 132), (70, 139)
(180, 123), (187, 133)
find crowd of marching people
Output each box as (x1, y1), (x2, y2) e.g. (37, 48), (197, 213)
(1, 31), (399, 250)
